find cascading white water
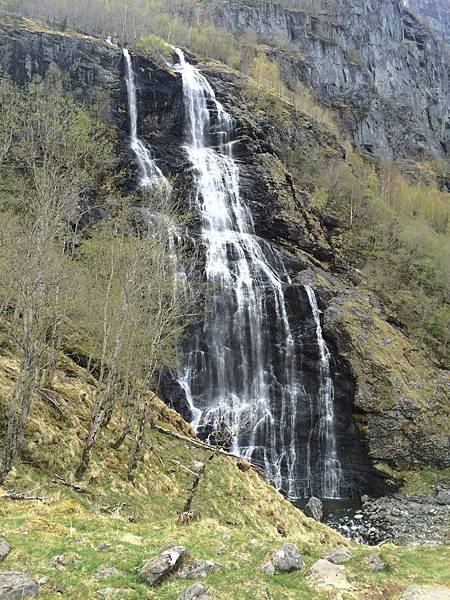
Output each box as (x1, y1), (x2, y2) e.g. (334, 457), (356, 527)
(305, 285), (343, 499)
(174, 48), (308, 498)
(123, 49), (167, 188)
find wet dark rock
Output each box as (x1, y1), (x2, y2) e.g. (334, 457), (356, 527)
(0, 537), (12, 561)
(0, 572), (39, 599)
(304, 497), (323, 521)
(140, 546), (186, 586)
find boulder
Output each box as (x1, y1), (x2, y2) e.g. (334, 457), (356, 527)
(324, 548), (352, 564)
(0, 537), (12, 561)
(0, 572), (39, 599)
(140, 546), (186, 586)
(178, 582), (211, 600)
(435, 488), (450, 505)
(261, 543), (303, 575)
(304, 497), (323, 521)
(366, 553), (385, 571)
(308, 559), (353, 591)
(400, 586), (450, 599)
(176, 558), (222, 579)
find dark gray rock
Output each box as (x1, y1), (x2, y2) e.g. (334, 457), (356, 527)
(325, 548), (352, 564)
(304, 497), (323, 521)
(0, 572), (39, 599)
(178, 582), (211, 600)
(140, 546), (186, 586)
(0, 537), (12, 561)
(176, 558), (222, 579)
(435, 487), (450, 505)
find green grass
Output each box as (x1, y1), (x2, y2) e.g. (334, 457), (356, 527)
(1, 349), (449, 599)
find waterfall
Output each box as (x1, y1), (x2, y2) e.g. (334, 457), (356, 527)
(173, 48), (307, 498)
(305, 285), (343, 499)
(123, 49), (167, 188)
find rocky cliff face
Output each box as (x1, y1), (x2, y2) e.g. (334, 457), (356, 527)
(404, 0), (450, 44)
(0, 13), (448, 498)
(209, 0), (449, 160)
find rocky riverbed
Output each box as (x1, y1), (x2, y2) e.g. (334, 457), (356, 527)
(305, 486), (450, 546)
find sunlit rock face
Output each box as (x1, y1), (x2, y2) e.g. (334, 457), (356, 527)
(209, 0), (449, 159)
(403, 0), (450, 44)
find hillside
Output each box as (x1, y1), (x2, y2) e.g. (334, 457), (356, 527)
(1, 341), (450, 599)
(0, 5), (449, 599)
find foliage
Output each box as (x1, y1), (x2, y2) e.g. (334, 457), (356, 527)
(305, 153), (450, 359)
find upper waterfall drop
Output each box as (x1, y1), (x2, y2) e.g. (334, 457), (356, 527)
(123, 49), (168, 189)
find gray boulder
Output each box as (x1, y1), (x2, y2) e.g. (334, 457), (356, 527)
(178, 582), (211, 600)
(0, 571), (39, 599)
(435, 488), (450, 505)
(308, 559), (353, 591)
(261, 543), (303, 575)
(0, 537), (12, 561)
(400, 586), (450, 599)
(304, 497), (323, 521)
(176, 558), (222, 579)
(140, 546), (186, 585)
(325, 547), (352, 564)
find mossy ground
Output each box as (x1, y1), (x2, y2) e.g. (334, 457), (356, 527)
(0, 347), (449, 599)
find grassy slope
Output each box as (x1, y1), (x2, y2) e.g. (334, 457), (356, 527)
(0, 349), (450, 599)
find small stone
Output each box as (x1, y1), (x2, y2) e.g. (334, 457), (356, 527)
(140, 546), (186, 586)
(96, 588), (134, 598)
(93, 566), (124, 581)
(400, 586), (450, 599)
(96, 543), (112, 553)
(178, 582), (211, 600)
(366, 553), (385, 571)
(50, 555), (66, 571)
(0, 537), (12, 561)
(260, 561), (275, 575)
(435, 489), (450, 505)
(308, 559), (353, 591)
(176, 558), (222, 579)
(0, 571), (40, 599)
(304, 497), (323, 521)
(325, 548), (352, 564)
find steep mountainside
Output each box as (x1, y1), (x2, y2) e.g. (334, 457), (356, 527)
(206, 0), (449, 160)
